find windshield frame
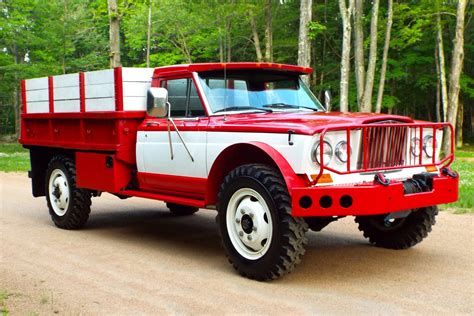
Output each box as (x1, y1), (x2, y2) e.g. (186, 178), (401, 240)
(195, 70), (325, 116)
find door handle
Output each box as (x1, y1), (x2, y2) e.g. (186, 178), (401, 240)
(146, 122), (160, 127)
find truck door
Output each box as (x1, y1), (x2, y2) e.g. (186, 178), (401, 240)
(136, 77), (208, 199)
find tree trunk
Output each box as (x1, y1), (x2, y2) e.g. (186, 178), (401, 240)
(298, 0), (313, 86)
(12, 44), (20, 138)
(361, 0), (379, 112)
(146, 1), (152, 68)
(456, 99), (463, 148)
(219, 31), (224, 62)
(442, 0), (467, 155)
(108, 0), (121, 68)
(264, 0), (273, 62)
(353, 0), (365, 109)
(435, 45), (441, 122)
(375, 0), (393, 113)
(249, 12), (263, 62)
(338, 0), (354, 113)
(436, 12), (449, 122)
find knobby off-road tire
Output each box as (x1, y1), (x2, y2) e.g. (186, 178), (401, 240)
(217, 164), (308, 281)
(45, 155), (92, 229)
(355, 206), (438, 249)
(166, 203), (199, 216)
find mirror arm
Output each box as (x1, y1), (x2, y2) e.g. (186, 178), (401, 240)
(168, 117), (195, 162)
(166, 120), (174, 160)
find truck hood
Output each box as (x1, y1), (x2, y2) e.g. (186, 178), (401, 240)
(208, 111), (415, 135)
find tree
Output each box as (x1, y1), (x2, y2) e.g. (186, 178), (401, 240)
(443, 0), (468, 154)
(108, 0), (121, 68)
(338, 0), (354, 112)
(298, 0), (313, 86)
(375, 0), (393, 113)
(264, 0), (273, 62)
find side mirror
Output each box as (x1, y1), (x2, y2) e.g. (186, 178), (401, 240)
(324, 90), (332, 111)
(147, 87), (169, 117)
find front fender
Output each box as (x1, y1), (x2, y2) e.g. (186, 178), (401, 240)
(205, 141), (306, 205)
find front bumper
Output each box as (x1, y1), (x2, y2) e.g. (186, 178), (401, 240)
(291, 174), (459, 217)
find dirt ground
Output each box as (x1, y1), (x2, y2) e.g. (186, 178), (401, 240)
(1, 172), (473, 315)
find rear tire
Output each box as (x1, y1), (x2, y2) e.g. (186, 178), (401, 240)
(45, 155), (92, 229)
(355, 206), (438, 249)
(166, 203), (199, 216)
(217, 164), (308, 281)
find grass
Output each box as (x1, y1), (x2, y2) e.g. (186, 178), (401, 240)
(0, 142), (472, 213)
(0, 143), (29, 172)
(445, 145), (474, 213)
(0, 290), (11, 315)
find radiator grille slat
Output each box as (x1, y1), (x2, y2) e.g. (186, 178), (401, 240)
(359, 126), (408, 170)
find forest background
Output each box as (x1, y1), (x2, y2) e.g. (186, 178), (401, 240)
(0, 0), (472, 147)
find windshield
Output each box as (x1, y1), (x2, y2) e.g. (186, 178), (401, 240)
(197, 70), (324, 113)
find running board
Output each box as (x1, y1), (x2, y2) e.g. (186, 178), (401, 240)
(119, 190), (206, 208)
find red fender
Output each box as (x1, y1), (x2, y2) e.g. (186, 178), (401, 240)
(205, 141), (306, 205)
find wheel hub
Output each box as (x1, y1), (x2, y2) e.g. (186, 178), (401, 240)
(48, 169), (70, 216)
(226, 188), (273, 260)
(241, 214), (254, 234)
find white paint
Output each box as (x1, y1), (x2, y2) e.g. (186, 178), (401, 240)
(26, 101), (49, 113)
(25, 77), (48, 91)
(123, 96), (148, 111)
(54, 86), (80, 100)
(85, 97), (115, 112)
(26, 89), (49, 102)
(84, 69), (114, 85)
(137, 128), (208, 178)
(85, 83), (115, 99)
(122, 67), (154, 82)
(137, 129), (435, 187)
(123, 82), (151, 97)
(54, 99), (80, 113)
(53, 73), (79, 88)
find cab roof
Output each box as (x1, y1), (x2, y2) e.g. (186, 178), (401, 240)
(152, 62), (313, 78)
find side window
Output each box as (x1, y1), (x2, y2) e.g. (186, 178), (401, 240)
(165, 79), (187, 117)
(162, 78), (206, 117)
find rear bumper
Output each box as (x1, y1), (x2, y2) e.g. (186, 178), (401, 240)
(291, 174), (459, 217)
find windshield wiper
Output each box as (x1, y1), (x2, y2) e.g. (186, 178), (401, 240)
(214, 106), (273, 113)
(263, 103), (319, 111)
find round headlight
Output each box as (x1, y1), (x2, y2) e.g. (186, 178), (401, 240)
(312, 141), (333, 165)
(335, 141), (351, 163)
(423, 135), (435, 158)
(410, 137), (421, 157)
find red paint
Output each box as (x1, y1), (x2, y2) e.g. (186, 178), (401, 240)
(138, 172), (207, 200)
(120, 190), (206, 208)
(76, 152), (132, 192)
(114, 67), (123, 111)
(79, 72), (85, 112)
(152, 62), (313, 78)
(205, 141), (307, 205)
(21, 80), (27, 114)
(292, 174), (458, 217)
(48, 76), (54, 113)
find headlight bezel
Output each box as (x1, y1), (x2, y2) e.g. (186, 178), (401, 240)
(311, 140), (333, 166)
(423, 135), (435, 158)
(335, 141), (351, 163)
(410, 137), (421, 157)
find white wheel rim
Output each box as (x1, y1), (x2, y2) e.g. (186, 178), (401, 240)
(226, 188), (273, 260)
(48, 169), (70, 216)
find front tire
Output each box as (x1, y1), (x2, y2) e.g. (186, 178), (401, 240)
(45, 155), (92, 229)
(355, 206), (438, 249)
(217, 164), (308, 281)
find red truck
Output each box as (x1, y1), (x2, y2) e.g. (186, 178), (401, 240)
(19, 63), (459, 280)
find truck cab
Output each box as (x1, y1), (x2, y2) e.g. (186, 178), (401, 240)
(20, 63), (459, 280)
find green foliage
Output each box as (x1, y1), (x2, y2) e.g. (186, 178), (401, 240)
(0, 0), (472, 131)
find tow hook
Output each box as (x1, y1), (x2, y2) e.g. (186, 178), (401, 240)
(374, 173), (390, 186)
(441, 167), (458, 179)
